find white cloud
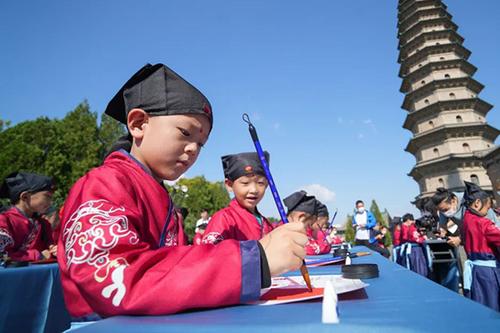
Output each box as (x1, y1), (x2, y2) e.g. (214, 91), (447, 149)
(363, 118), (377, 133)
(299, 184), (336, 203)
(337, 117), (343, 124)
(273, 122), (281, 130)
(251, 112), (261, 121)
(357, 133), (364, 139)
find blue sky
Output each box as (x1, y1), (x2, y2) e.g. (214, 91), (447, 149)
(1, 1), (499, 221)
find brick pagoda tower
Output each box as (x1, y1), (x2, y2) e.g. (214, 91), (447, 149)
(397, 0), (499, 209)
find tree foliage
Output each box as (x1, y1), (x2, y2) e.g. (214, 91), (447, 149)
(165, 176), (230, 240)
(370, 199), (393, 247)
(344, 214), (354, 243)
(0, 101), (126, 206)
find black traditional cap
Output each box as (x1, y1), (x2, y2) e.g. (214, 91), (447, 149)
(0, 172), (54, 202)
(402, 213), (414, 222)
(284, 191), (318, 215)
(105, 63), (213, 129)
(221, 152), (269, 182)
(316, 201), (329, 217)
(463, 181), (489, 204)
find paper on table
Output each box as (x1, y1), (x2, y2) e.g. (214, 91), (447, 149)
(249, 275), (368, 306)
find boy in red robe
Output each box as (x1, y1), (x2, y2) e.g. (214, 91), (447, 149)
(282, 191), (327, 255)
(0, 172), (56, 261)
(305, 201), (331, 255)
(201, 152), (274, 245)
(462, 181), (500, 311)
(57, 63), (307, 320)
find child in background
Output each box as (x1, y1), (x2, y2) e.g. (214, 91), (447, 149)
(57, 63), (307, 319)
(328, 226), (343, 245)
(193, 223), (208, 245)
(0, 172), (57, 261)
(42, 205), (61, 242)
(201, 152), (275, 244)
(195, 209), (210, 233)
(397, 213), (428, 276)
(283, 191), (317, 226)
(305, 201), (331, 255)
(369, 223), (390, 258)
(462, 181), (500, 311)
(283, 191), (329, 255)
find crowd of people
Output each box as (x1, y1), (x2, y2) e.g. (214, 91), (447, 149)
(0, 62), (498, 331)
(388, 183), (500, 311)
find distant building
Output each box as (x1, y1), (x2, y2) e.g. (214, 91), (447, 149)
(482, 146), (500, 205)
(397, 0), (499, 210)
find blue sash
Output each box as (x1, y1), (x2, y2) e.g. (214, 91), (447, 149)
(463, 259), (497, 291)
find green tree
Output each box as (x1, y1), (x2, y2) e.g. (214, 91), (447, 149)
(0, 117), (57, 181)
(0, 101), (120, 207)
(344, 214), (354, 243)
(45, 101), (101, 205)
(166, 176), (230, 240)
(98, 114), (127, 160)
(0, 119), (11, 132)
(370, 199), (393, 247)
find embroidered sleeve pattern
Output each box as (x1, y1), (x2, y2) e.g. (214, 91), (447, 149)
(0, 228), (14, 254)
(63, 199), (139, 307)
(202, 231), (224, 245)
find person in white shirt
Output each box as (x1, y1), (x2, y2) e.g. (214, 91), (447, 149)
(352, 200), (377, 246)
(195, 209), (211, 233)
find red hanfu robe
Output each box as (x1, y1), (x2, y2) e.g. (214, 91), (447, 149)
(462, 209), (500, 311)
(400, 224), (425, 244)
(201, 199), (274, 244)
(305, 227), (331, 255)
(463, 210), (500, 261)
(0, 207), (54, 261)
(192, 232), (203, 245)
(58, 151), (262, 318)
(393, 225), (401, 246)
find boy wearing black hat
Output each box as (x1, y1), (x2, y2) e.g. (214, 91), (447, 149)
(0, 172), (56, 261)
(201, 152), (275, 244)
(283, 191), (317, 224)
(305, 200), (332, 255)
(462, 181), (500, 311)
(57, 63), (307, 320)
(283, 191), (331, 255)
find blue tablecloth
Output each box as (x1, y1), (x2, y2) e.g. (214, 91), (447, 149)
(0, 263), (71, 333)
(74, 247), (499, 332)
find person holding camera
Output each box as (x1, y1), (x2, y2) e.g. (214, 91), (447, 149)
(432, 187), (499, 292)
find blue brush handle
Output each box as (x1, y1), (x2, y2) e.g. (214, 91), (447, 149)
(243, 114), (289, 224)
(329, 210), (338, 227)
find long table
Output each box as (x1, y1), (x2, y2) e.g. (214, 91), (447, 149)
(75, 246), (499, 332)
(0, 263), (71, 333)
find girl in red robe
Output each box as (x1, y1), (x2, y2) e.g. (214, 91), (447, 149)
(57, 63), (308, 320)
(201, 152), (275, 244)
(462, 181), (500, 311)
(396, 213), (428, 276)
(0, 172), (56, 261)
